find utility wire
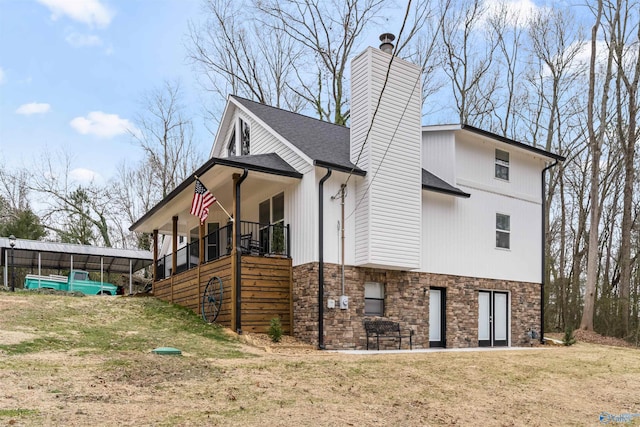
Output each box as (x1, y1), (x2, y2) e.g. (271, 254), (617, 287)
(345, 70), (422, 221)
(343, 0), (413, 188)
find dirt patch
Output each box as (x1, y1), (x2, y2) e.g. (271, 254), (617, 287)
(573, 329), (637, 348)
(547, 329), (638, 348)
(239, 333), (316, 353)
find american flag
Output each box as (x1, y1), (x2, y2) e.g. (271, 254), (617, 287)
(190, 179), (216, 224)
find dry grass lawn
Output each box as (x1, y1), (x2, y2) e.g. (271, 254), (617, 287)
(0, 291), (638, 426)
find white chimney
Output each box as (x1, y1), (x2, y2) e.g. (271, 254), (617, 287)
(349, 36), (423, 270)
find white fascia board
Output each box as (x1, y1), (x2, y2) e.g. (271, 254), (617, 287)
(422, 124), (462, 132)
(210, 96), (237, 158)
(228, 97), (315, 167)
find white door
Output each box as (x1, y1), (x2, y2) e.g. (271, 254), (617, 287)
(429, 287), (446, 347)
(478, 291), (491, 346)
(478, 291), (508, 347)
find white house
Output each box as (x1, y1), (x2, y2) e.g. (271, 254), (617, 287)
(131, 39), (563, 350)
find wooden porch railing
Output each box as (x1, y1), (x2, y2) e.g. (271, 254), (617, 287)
(152, 254), (292, 334)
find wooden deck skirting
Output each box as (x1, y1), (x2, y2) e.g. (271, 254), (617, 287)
(152, 255), (292, 334)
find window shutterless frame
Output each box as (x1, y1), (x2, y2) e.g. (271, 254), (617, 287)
(364, 282), (384, 316)
(496, 213), (510, 249)
(495, 149), (509, 181)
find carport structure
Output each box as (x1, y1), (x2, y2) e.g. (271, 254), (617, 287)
(0, 237), (153, 294)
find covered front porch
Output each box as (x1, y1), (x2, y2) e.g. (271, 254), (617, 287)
(130, 154), (302, 334)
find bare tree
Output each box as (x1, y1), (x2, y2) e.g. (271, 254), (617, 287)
(253, 0), (386, 124)
(112, 160), (158, 250)
(438, 0), (499, 127)
(187, 0), (304, 119)
(30, 153), (117, 247)
(611, 0), (640, 337)
(189, 0), (431, 125)
(130, 80), (202, 198)
(581, 0), (617, 331)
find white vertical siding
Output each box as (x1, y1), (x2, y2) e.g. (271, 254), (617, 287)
(422, 131), (456, 185)
(420, 131), (546, 283)
(287, 172), (318, 266)
(455, 132), (544, 201)
(422, 189), (542, 282)
(350, 47), (422, 270)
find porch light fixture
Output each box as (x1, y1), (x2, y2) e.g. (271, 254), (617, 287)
(379, 33), (395, 54)
(9, 235), (16, 292)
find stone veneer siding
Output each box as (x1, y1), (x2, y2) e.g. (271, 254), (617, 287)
(292, 262), (540, 350)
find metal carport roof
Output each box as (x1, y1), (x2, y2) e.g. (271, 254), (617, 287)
(0, 237), (153, 274)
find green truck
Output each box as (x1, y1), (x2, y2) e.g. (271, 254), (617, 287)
(24, 270), (121, 295)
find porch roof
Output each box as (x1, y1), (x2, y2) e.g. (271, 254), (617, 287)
(422, 169), (471, 198)
(129, 153), (302, 235)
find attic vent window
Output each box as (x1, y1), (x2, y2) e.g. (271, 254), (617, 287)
(240, 119), (250, 155)
(227, 129), (236, 157)
(495, 149), (509, 181)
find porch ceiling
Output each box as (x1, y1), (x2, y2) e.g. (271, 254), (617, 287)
(130, 158), (301, 235)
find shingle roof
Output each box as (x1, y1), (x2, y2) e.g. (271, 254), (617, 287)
(231, 96), (365, 175)
(422, 169), (470, 198)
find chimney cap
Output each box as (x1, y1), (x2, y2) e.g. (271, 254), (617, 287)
(379, 33), (395, 54)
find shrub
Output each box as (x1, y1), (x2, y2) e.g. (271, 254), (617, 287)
(563, 327), (576, 346)
(268, 317), (283, 343)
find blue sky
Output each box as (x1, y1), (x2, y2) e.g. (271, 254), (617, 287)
(0, 0), (567, 186)
(0, 0), (406, 185)
(0, 0), (207, 183)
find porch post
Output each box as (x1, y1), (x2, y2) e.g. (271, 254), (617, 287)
(171, 216), (178, 303)
(198, 222), (205, 315)
(152, 229), (158, 286)
(233, 170), (248, 334)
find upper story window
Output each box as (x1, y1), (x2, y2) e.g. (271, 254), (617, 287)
(227, 129), (236, 157)
(496, 213), (510, 249)
(495, 149), (510, 181)
(364, 282), (384, 316)
(240, 119), (250, 155)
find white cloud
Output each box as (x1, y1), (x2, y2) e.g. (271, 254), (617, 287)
(16, 102), (51, 115)
(37, 0), (114, 28)
(69, 167), (103, 184)
(70, 111), (138, 138)
(482, 0), (542, 28)
(65, 32), (103, 48)
(0, 67), (5, 84)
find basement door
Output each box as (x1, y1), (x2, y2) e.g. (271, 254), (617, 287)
(429, 287), (446, 348)
(478, 291), (508, 347)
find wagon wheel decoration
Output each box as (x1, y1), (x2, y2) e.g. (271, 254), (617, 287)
(202, 276), (223, 323)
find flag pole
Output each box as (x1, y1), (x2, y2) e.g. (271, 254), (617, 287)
(194, 175), (233, 221)
(216, 200), (233, 221)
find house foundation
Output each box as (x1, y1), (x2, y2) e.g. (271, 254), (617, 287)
(292, 262), (540, 350)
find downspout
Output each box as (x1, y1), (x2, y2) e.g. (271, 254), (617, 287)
(318, 167), (332, 349)
(541, 159), (558, 344)
(235, 169), (248, 334)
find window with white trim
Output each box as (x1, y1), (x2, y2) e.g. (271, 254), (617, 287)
(495, 149), (509, 180)
(364, 282), (384, 316)
(496, 213), (510, 249)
